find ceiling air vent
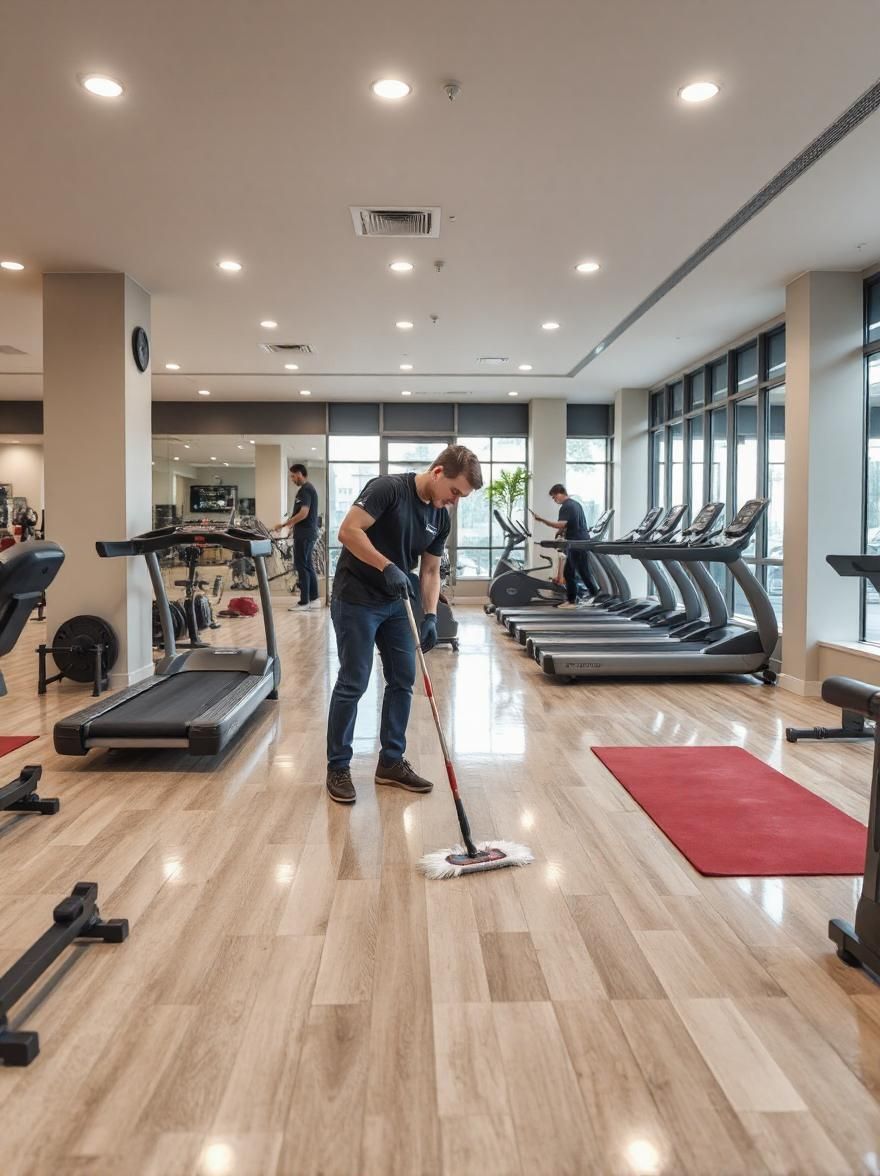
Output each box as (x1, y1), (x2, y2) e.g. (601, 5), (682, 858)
(350, 206), (441, 238)
(0, 345), (26, 355)
(259, 343), (313, 355)
(477, 357), (509, 366)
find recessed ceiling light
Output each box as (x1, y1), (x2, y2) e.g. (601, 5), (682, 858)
(81, 75), (124, 98)
(299, 389), (311, 396)
(1, 260), (24, 271)
(249, 439), (255, 444)
(396, 320), (414, 330)
(224, 462), (230, 467)
(389, 260), (414, 273)
(508, 390), (519, 397)
(237, 444), (244, 449)
(260, 320), (278, 329)
(575, 261), (601, 274)
(164, 362), (180, 371)
(542, 321), (560, 331)
(210, 456), (217, 461)
(198, 389), (211, 396)
(518, 363), (533, 371)
(183, 444), (190, 449)
(217, 259), (242, 272)
(371, 79), (412, 100)
(311, 446), (317, 451)
(399, 363), (413, 371)
(173, 456), (180, 461)
(284, 363), (299, 371)
(401, 390), (412, 397)
(678, 81), (720, 103)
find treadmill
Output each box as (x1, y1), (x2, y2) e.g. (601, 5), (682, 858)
(494, 506), (662, 630)
(523, 502), (727, 655)
(54, 525), (279, 757)
(538, 498), (778, 681)
(504, 504), (690, 644)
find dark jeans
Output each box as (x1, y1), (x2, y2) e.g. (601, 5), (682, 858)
(564, 547), (600, 602)
(327, 595), (416, 770)
(293, 532), (319, 604)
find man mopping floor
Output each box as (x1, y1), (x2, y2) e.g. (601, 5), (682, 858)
(325, 445), (482, 804)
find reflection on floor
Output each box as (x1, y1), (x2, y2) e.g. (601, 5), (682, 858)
(0, 601), (878, 1175)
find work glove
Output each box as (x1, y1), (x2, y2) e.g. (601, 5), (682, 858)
(382, 563), (411, 599)
(420, 613), (438, 653)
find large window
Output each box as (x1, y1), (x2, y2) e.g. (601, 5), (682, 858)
(649, 325), (786, 624)
(455, 435), (527, 578)
(565, 437), (610, 522)
(863, 277), (880, 641)
(328, 435), (380, 573)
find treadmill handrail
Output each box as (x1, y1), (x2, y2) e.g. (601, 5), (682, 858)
(97, 525), (272, 558)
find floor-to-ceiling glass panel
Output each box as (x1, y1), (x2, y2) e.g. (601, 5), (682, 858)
(735, 395), (760, 558)
(865, 355), (880, 640)
(670, 422), (684, 507)
(709, 408), (729, 597)
(766, 386), (785, 624)
(652, 430), (666, 508)
(688, 415), (705, 513)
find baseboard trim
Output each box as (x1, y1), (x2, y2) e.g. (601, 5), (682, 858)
(778, 673), (822, 698)
(109, 663), (154, 690)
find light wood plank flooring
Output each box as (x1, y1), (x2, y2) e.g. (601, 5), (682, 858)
(1, 601), (879, 1175)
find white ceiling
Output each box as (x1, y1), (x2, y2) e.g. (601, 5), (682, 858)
(1, 0), (879, 405)
(152, 434), (326, 467)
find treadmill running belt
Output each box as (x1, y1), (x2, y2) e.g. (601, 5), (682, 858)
(88, 671), (249, 739)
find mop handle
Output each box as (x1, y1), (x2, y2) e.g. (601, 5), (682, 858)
(401, 594), (477, 854)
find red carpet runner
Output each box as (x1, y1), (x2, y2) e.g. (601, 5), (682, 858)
(591, 745), (866, 876)
(0, 735), (38, 761)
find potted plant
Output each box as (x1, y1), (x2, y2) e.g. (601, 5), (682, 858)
(486, 467), (531, 519)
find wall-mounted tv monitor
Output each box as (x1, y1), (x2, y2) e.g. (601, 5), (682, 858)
(190, 484), (238, 513)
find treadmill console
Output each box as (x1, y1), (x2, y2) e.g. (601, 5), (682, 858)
(682, 501), (725, 538)
(592, 508), (613, 533)
(630, 506), (664, 539)
(724, 498), (768, 538)
(651, 503), (688, 539)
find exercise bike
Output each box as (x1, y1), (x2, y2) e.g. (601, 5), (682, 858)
(485, 511), (566, 613)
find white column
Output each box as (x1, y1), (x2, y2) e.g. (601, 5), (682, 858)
(780, 271), (864, 695)
(43, 273), (153, 686)
(255, 445), (287, 528)
(612, 388), (650, 594)
(528, 398), (567, 571)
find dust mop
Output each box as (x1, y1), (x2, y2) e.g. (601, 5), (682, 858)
(401, 596), (533, 879)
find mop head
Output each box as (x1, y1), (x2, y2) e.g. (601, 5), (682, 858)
(419, 840), (534, 880)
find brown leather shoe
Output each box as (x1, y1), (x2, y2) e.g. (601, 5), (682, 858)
(327, 767), (356, 804)
(374, 757), (433, 794)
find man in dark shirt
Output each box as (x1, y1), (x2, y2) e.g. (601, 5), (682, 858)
(531, 483), (600, 607)
(274, 464), (320, 608)
(326, 445), (482, 804)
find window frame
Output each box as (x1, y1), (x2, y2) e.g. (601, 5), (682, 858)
(649, 324), (786, 623)
(861, 275), (880, 640)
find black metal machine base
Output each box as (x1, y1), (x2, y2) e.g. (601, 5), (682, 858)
(829, 918), (880, 979)
(786, 709), (873, 743)
(0, 882), (128, 1066)
(0, 764), (59, 815)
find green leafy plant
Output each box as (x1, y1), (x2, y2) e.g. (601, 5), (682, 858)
(487, 467), (531, 518)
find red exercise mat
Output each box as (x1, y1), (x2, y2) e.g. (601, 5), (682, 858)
(0, 735), (38, 761)
(591, 745), (866, 876)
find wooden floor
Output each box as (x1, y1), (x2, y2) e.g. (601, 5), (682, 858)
(1, 601), (879, 1175)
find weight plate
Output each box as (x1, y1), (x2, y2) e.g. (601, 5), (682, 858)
(51, 615), (119, 682)
(169, 601), (187, 639)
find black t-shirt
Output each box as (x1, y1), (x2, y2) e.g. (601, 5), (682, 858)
(333, 473), (451, 604)
(292, 481), (318, 534)
(558, 498), (589, 541)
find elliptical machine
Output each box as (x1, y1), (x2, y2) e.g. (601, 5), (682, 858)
(485, 512), (566, 612)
